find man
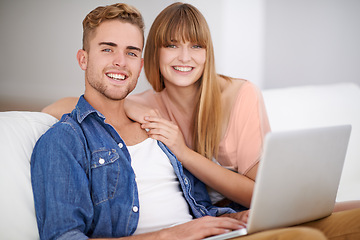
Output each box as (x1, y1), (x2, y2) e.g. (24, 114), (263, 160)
(30, 3), (335, 240)
(30, 3), (248, 239)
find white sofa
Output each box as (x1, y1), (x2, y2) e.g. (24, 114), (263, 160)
(0, 82), (359, 239)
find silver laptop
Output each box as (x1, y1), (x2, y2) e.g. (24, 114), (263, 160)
(205, 125), (351, 240)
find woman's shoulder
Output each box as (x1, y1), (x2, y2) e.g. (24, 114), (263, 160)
(128, 89), (162, 105)
(127, 89), (170, 118)
(221, 77), (261, 101)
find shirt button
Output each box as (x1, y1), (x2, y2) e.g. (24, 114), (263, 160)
(132, 206), (139, 213)
(99, 158), (105, 165)
(118, 142), (124, 148)
(184, 178), (189, 185)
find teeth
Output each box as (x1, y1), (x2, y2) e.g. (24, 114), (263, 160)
(107, 73), (126, 80)
(174, 66), (192, 72)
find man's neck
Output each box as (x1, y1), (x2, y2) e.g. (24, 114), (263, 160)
(84, 93), (130, 126)
(84, 93), (148, 146)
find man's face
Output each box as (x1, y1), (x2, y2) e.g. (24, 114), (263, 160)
(78, 20), (143, 101)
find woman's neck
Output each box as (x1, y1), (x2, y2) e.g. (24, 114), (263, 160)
(164, 83), (199, 116)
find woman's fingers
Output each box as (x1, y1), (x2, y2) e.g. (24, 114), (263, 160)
(141, 116), (188, 158)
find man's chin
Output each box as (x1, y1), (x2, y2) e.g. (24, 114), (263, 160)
(104, 90), (132, 101)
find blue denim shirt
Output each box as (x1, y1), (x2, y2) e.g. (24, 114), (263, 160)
(31, 96), (235, 240)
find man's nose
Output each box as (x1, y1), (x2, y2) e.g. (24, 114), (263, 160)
(113, 53), (126, 67)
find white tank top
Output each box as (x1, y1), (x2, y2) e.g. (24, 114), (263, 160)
(127, 138), (193, 235)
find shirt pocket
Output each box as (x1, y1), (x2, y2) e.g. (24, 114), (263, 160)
(90, 149), (120, 205)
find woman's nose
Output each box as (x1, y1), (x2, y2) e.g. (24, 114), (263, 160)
(178, 47), (191, 62)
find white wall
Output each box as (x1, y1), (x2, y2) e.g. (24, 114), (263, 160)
(185, 0), (265, 88)
(0, 0), (265, 110)
(0, 0), (170, 109)
(264, 0), (360, 89)
(0, 0), (359, 111)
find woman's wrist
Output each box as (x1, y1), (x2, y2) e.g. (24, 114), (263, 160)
(176, 146), (194, 165)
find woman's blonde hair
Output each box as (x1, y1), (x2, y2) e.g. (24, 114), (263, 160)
(144, 2), (225, 160)
(82, 3), (145, 51)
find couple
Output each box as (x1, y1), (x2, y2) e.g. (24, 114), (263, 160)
(32, 2), (360, 240)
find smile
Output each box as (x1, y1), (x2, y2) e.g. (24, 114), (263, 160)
(106, 73), (127, 80)
(173, 66), (193, 72)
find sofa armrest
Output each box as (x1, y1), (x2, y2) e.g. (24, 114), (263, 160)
(0, 111), (58, 240)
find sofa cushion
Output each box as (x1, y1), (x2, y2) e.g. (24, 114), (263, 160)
(0, 111), (58, 240)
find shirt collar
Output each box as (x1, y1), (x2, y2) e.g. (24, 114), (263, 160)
(75, 95), (105, 123)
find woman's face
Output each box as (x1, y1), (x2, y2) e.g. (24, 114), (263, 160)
(159, 40), (206, 89)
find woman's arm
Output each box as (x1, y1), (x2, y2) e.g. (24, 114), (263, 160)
(41, 90), (161, 122)
(124, 97), (161, 124)
(93, 216), (245, 240)
(42, 97), (79, 120)
(141, 82), (270, 208)
(141, 116), (254, 208)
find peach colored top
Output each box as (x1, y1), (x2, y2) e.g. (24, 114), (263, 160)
(129, 81), (271, 175)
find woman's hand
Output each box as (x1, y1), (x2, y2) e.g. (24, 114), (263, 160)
(124, 98), (161, 124)
(141, 116), (189, 160)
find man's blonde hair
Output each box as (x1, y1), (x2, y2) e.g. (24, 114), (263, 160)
(82, 3), (145, 51)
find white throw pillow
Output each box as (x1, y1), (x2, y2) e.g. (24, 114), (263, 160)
(0, 111), (58, 240)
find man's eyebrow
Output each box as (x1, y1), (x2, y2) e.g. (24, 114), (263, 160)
(99, 42), (117, 47)
(127, 46), (142, 52)
(99, 42), (141, 52)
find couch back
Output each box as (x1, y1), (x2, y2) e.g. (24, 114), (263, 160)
(263, 82), (360, 202)
(0, 83), (359, 239)
(0, 111), (58, 240)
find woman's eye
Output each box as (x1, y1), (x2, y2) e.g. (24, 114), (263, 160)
(192, 45), (203, 49)
(166, 44), (177, 49)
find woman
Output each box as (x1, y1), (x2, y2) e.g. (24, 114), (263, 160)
(42, 2), (358, 212)
(125, 2), (271, 211)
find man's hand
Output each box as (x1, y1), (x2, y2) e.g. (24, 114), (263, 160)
(95, 216), (244, 240)
(158, 216), (245, 240)
(221, 210), (249, 225)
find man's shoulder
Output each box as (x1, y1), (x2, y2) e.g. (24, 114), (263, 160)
(38, 113), (83, 144)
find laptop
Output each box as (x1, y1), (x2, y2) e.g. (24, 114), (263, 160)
(205, 124), (351, 240)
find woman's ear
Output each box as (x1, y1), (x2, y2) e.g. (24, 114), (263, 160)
(77, 49), (88, 70)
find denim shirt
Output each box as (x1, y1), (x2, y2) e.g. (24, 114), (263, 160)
(31, 96), (235, 240)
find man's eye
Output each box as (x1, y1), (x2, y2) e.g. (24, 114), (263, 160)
(102, 49), (112, 52)
(128, 52), (138, 57)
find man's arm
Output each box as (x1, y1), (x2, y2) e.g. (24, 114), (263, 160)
(93, 216), (244, 240)
(31, 122), (93, 239)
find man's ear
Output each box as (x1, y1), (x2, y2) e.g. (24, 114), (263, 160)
(77, 49), (88, 70)
(139, 58), (144, 75)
